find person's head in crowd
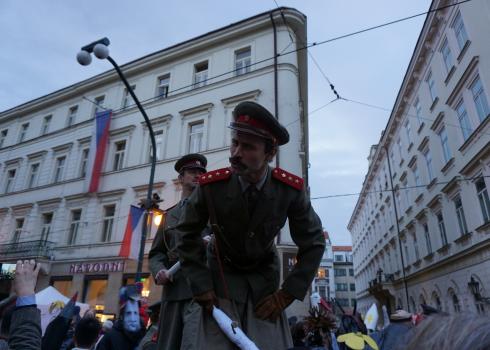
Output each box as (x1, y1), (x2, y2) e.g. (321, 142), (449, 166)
(102, 319), (113, 333)
(175, 153), (207, 196)
(228, 101), (289, 182)
(290, 321), (306, 346)
(398, 314), (490, 350)
(74, 316), (102, 349)
(119, 284), (144, 333)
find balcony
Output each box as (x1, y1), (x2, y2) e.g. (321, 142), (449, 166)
(0, 240), (54, 260)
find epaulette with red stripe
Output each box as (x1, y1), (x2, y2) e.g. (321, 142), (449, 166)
(272, 167), (304, 190)
(198, 167), (232, 185)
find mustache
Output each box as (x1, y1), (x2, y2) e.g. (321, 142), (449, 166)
(229, 157), (247, 170)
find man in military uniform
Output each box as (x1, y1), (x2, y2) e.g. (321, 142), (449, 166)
(176, 101), (325, 349)
(148, 153), (208, 350)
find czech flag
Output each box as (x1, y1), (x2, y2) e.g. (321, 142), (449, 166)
(119, 206), (145, 260)
(87, 110), (112, 193)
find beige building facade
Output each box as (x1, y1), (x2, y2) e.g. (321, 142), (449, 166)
(0, 8), (311, 319)
(348, 0), (490, 317)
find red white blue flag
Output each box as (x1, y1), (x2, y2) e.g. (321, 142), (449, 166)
(87, 110), (112, 193)
(119, 205), (145, 260)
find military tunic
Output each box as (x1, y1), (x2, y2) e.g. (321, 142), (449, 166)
(149, 200), (194, 350)
(176, 167), (325, 349)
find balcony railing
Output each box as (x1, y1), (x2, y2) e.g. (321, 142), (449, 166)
(0, 240), (54, 260)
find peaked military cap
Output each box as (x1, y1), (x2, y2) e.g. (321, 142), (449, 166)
(174, 153), (207, 173)
(229, 101), (290, 145)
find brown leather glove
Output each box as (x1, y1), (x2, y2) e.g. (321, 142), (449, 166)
(193, 290), (218, 315)
(254, 289), (295, 321)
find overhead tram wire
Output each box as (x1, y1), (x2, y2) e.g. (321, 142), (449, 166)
(340, 97), (490, 137)
(80, 0), (471, 117)
(310, 175), (490, 201)
(272, 0), (341, 100)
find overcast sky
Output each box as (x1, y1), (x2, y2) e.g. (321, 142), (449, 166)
(0, 0), (430, 245)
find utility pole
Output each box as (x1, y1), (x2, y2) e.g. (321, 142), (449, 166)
(384, 145), (411, 312)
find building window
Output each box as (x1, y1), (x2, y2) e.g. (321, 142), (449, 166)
(12, 218), (24, 243)
(350, 283), (356, 292)
(50, 278), (73, 297)
(0, 129), (8, 148)
(18, 123), (29, 143)
(414, 98), (422, 126)
(40, 213), (53, 242)
(94, 96), (105, 116)
(80, 148), (90, 178)
(188, 121), (204, 153)
(318, 286), (326, 299)
(53, 156), (66, 183)
(423, 223), (432, 255)
(440, 38), (454, 73)
(470, 76), (489, 122)
(157, 74), (170, 98)
(437, 212), (448, 246)
(426, 70), (437, 102)
(234, 47), (251, 76)
(149, 130), (165, 162)
(404, 119), (412, 145)
(101, 205), (115, 242)
(452, 11), (469, 51)
(438, 127), (452, 163)
(455, 99), (472, 141)
(452, 291), (461, 313)
(476, 177), (490, 223)
(27, 163), (40, 188)
(349, 268), (354, 276)
(113, 140), (126, 171)
(83, 278), (108, 307)
(68, 209), (82, 245)
(193, 61), (208, 88)
(122, 85), (136, 109)
(412, 165), (422, 195)
(413, 233), (420, 260)
(4, 168), (16, 193)
(334, 268), (346, 277)
(41, 115), (52, 135)
(404, 241), (410, 264)
(336, 283), (348, 292)
(396, 138), (403, 160)
(335, 254), (344, 262)
(67, 106), (78, 127)
(423, 149), (434, 182)
(454, 195), (469, 235)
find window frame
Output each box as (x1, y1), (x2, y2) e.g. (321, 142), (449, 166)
(101, 204), (116, 242)
(234, 46), (252, 76)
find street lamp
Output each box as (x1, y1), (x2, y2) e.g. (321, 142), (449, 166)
(77, 38), (157, 283)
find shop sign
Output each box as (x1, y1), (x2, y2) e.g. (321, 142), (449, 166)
(69, 261), (125, 274)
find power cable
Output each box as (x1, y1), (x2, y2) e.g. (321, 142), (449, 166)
(310, 174), (490, 200)
(82, 0), (472, 116)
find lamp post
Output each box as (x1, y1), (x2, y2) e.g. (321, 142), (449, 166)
(77, 38), (157, 283)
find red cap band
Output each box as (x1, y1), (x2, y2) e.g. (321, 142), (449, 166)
(236, 115), (273, 137)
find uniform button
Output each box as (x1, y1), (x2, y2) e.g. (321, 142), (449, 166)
(249, 231), (255, 238)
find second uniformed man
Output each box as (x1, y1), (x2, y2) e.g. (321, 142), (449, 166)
(176, 101), (325, 349)
(148, 153), (207, 350)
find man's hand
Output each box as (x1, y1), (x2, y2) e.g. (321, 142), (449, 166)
(193, 290), (217, 315)
(14, 260), (41, 297)
(155, 268), (173, 285)
(255, 289), (294, 322)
